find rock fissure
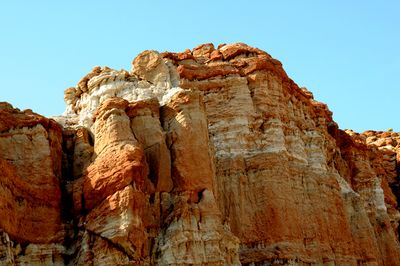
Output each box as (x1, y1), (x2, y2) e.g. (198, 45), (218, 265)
(83, 229), (137, 261)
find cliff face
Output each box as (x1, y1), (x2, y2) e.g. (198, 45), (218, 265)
(0, 43), (399, 265)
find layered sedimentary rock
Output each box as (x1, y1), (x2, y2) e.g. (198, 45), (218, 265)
(1, 43), (400, 265)
(0, 103), (65, 264)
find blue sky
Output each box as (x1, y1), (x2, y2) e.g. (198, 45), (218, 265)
(1, 1), (399, 132)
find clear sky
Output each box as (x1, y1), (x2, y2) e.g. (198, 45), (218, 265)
(1, 1), (399, 132)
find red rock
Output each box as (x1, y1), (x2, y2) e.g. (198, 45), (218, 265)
(82, 97), (148, 210)
(161, 49), (195, 62)
(161, 90), (215, 193)
(128, 99), (173, 192)
(218, 42), (267, 60)
(192, 43), (215, 63)
(0, 105), (63, 244)
(1, 43), (400, 265)
(177, 62), (239, 81)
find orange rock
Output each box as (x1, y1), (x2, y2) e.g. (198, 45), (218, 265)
(0, 104), (63, 244)
(161, 49), (195, 63)
(192, 43), (215, 63)
(2, 43), (400, 265)
(83, 97), (148, 210)
(85, 185), (147, 259)
(161, 90), (215, 193)
(218, 42), (267, 60)
(128, 99), (173, 192)
(177, 62), (239, 81)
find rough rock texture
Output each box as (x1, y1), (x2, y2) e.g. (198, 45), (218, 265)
(1, 43), (400, 265)
(0, 103), (65, 264)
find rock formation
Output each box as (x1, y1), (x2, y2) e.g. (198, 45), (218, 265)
(1, 43), (400, 265)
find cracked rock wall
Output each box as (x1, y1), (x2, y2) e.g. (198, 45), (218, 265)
(1, 43), (400, 265)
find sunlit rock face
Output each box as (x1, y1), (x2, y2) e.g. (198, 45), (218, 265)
(1, 43), (400, 265)
(0, 103), (65, 264)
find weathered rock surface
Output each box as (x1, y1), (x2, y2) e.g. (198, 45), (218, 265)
(0, 103), (65, 264)
(1, 43), (400, 265)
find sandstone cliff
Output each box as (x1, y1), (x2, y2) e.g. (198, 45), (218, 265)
(0, 43), (399, 265)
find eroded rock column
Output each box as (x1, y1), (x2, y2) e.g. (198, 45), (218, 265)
(156, 90), (240, 265)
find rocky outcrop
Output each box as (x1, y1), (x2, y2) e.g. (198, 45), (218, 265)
(0, 103), (65, 264)
(1, 43), (400, 265)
